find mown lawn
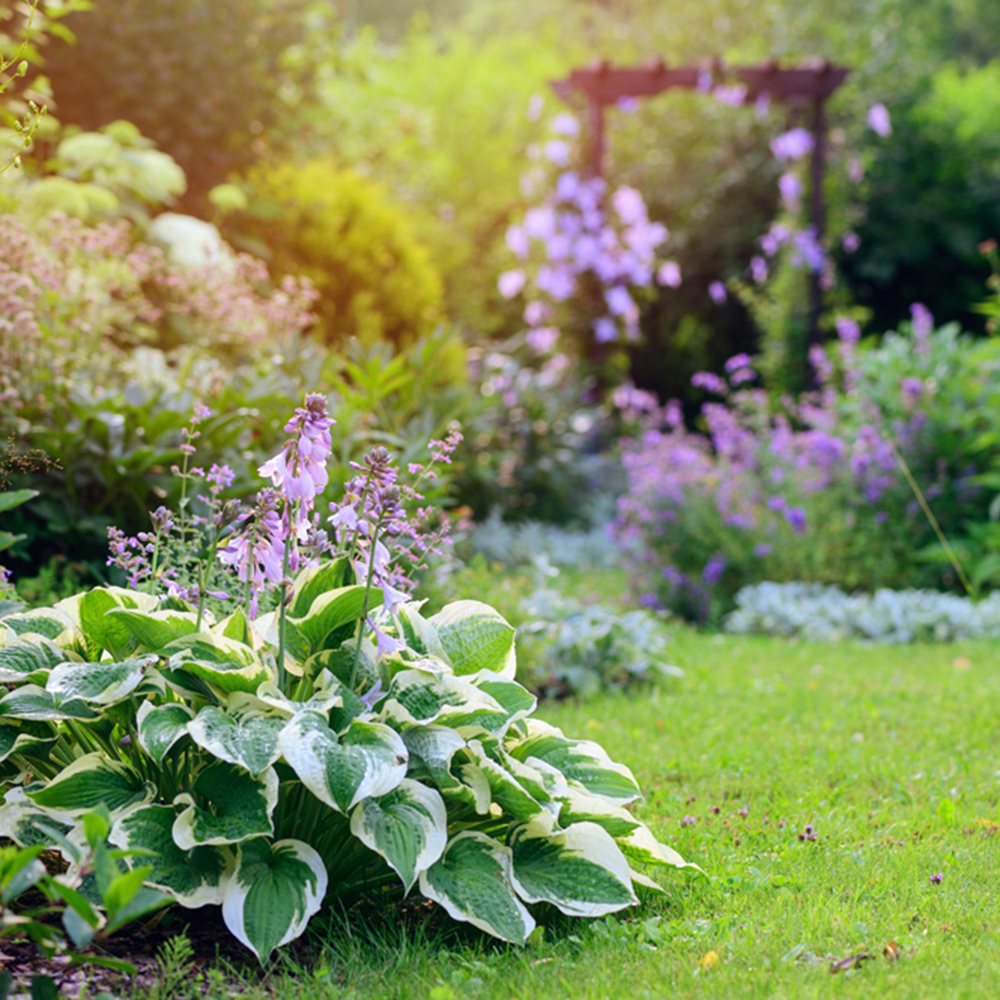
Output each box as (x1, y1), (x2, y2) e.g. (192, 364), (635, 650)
(139, 629), (1000, 1000)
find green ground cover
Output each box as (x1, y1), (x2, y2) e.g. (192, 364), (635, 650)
(163, 628), (1000, 1000)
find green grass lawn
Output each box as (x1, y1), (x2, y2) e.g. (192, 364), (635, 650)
(144, 629), (1000, 1000)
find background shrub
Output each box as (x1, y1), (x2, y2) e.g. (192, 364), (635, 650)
(224, 158), (444, 348)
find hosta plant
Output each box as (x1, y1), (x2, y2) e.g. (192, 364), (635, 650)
(0, 397), (696, 963)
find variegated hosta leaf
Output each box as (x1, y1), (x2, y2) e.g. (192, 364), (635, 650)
(289, 583), (381, 654)
(0, 608), (75, 643)
(0, 786), (72, 847)
(349, 779), (447, 892)
(557, 784), (642, 838)
(79, 588), (142, 660)
(466, 740), (544, 823)
(172, 762), (279, 848)
(395, 603), (447, 659)
(507, 721), (642, 803)
(429, 601), (517, 678)
(0, 637), (73, 683)
(212, 607), (254, 646)
(469, 672), (536, 735)
(401, 725), (490, 814)
(161, 633), (270, 694)
(187, 705), (285, 777)
(27, 753), (155, 815)
(303, 644), (379, 695)
(419, 831), (535, 944)
(109, 803), (230, 908)
(288, 557), (353, 619)
(0, 684), (99, 722)
(615, 822), (697, 872)
(379, 669), (504, 729)
(278, 712), (407, 814)
(46, 656), (154, 706)
(105, 608), (199, 651)
(509, 816), (637, 917)
(249, 612), (311, 675)
(251, 672), (345, 720)
(222, 837), (328, 964)
(0, 720), (57, 763)
(136, 701), (194, 765)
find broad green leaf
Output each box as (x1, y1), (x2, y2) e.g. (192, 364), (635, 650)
(187, 705), (284, 777)
(172, 762), (278, 848)
(0, 720), (57, 763)
(1, 847), (47, 903)
(396, 603), (447, 659)
(250, 675), (344, 720)
(379, 669), (504, 729)
(350, 779), (447, 892)
(509, 816), (637, 917)
(221, 837), (327, 964)
(28, 754), (154, 815)
(0, 488), (38, 514)
(614, 823), (696, 872)
(557, 785), (642, 838)
(161, 633), (270, 694)
(46, 656), (153, 706)
(507, 721), (641, 803)
(250, 612), (311, 674)
(1, 609), (74, 643)
(109, 804), (229, 908)
(288, 557), (353, 619)
(419, 831), (534, 944)
(278, 711), (407, 814)
(0, 684), (99, 722)
(79, 589), (140, 660)
(104, 884), (171, 934)
(429, 601), (516, 678)
(136, 701), (194, 765)
(105, 608), (199, 651)
(213, 607), (253, 646)
(466, 739), (544, 822)
(0, 638), (72, 683)
(304, 642), (379, 693)
(289, 583), (381, 653)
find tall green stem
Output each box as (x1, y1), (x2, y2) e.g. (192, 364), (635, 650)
(349, 527), (381, 692)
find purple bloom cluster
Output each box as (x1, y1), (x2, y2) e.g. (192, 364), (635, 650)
(500, 114), (674, 349)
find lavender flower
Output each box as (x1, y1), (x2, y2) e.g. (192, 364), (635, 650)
(770, 128), (814, 161)
(867, 103), (892, 138)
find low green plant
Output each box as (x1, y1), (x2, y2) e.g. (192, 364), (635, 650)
(0, 805), (168, 997)
(0, 396), (695, 965)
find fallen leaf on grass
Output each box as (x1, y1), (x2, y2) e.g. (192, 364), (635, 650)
(883, 941), (900, 961)
(829, 952), (875, 974)
(698, 950), (719, 970)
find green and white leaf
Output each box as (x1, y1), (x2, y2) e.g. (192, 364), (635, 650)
(395, 602), (447, 659)
(28, 753), (155, 816)
(1, 608), (75, 643)
(213, 607), (253, 646)
(109, 804), (230, 908)
(278, 712), (407, 814)
(136, 701), (194, 765)
(615, 822), (696, 872)
(469, 671), (536, 735)
(188, 705), (284, 777)
(0, 720), (57, 763)
(0, 787), (71, 848)
(289, 583), (381, 654)
(46, 656), (153, 705)
(105, 608), (199, 651)
(0, 638), (72, 683)
(221, 837), (327, 964)
(508, 721), (642, 803)
(288, 557), (353, 619)
(249, 612), (311, 675)
(429, 601), (516, 678)
(379, 669), (504, 729)
(172, 762), (278, 848)
(350, 779), (447, 892)
(0, 684), (99, 722)
(418, 831), (534, 944)
(161, 633), (270, 694)
(402, 725), (489, 813)
(466, 739), (544, 822)
(79, 588), (141, 660)
(557, 784), (642, 838)
(252, 672), (345, 720)
(509, 816), (637, 917)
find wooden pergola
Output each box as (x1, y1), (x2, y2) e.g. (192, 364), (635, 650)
(551, 59), (850, 353)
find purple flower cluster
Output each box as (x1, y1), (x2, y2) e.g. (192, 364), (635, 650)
(500, 114), (675, 349)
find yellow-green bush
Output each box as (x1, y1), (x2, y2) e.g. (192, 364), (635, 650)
(226, 159), (444, 347)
